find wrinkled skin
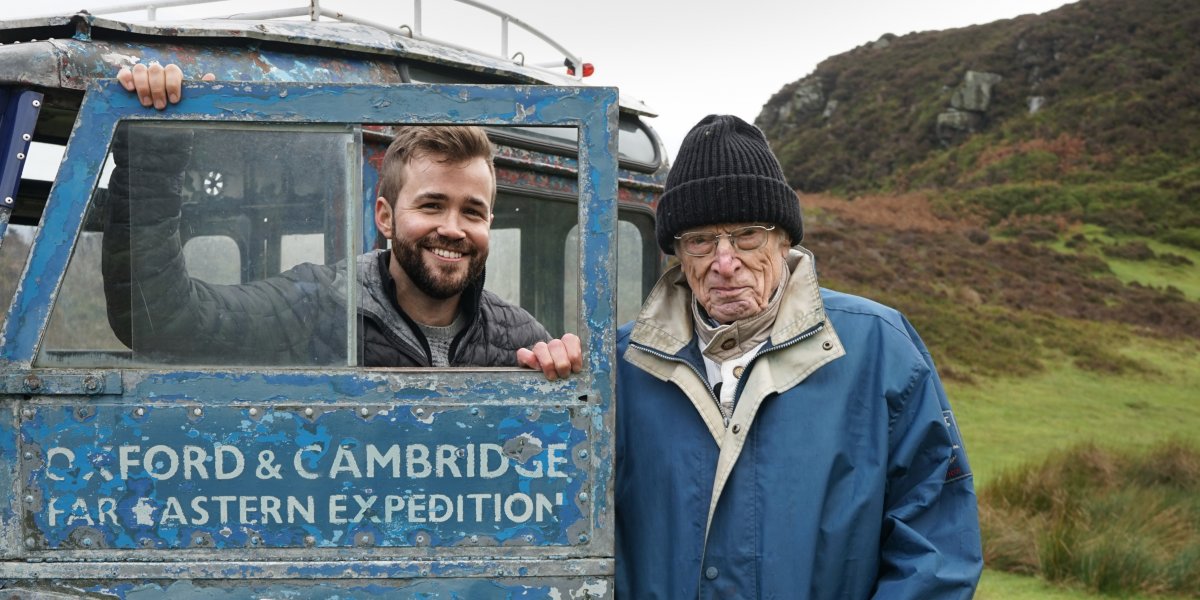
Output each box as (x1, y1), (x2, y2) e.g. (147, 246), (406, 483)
(678, 223), (791, 324)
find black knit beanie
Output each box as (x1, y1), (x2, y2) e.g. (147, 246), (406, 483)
(656, 114), (802, 254)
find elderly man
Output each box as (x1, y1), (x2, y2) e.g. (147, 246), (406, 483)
(615, 115), (982, 598)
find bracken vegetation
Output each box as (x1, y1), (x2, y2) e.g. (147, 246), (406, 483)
(757, 0), (1200, 251)
(764, 0), (1200, 594)
(802, 193), (1200, 382)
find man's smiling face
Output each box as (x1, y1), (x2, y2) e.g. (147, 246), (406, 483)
(383, 152), (494, 300)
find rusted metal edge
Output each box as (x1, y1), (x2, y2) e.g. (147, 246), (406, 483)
(0, 557), (614, 578)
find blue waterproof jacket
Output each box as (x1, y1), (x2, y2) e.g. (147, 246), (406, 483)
(615, 249), (982, 599)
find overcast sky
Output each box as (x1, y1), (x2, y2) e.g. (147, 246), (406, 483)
(7, 0), (1075, 159)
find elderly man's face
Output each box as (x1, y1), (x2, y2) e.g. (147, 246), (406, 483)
(678, 223), (791, 324)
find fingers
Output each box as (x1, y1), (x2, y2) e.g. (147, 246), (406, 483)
(516, 334), (585, 381)
(117, 67), (135, 92)
(562, 333), (583, 374)
(121, 62), (213, 109)
(164, 64), (184, 104)
(130, 63), (153, 108)
(147, 62), (169, 109)
(516, 348), (539, 371)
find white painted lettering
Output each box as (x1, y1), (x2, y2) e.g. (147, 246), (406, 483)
(385, 495), (404, 522)
(183, 445), (209, 480)
(288, 496), (315, 524)
(119, 445), (141, 479)
(351, 495), (379, 523)
(98, 497), (118, 524)
(514, 459), (543, 478)
(294, 445), (320, 480)
(468, 493), (489, 522)
(329, 446), (362, 479)
(366, 444), (401, 478)
(329, 495), (347, 524)
(504, 493), (533, 523)
(143, 445), (179, 480)
(67, 498), (94, 526)
(260, 496), (282, 525)
(160, 497), (187, 525)
(191, 496), (210, 525)
(406, 445), (431, 478)
(428, 494), (453, 523)
(547, 444), (569, 478)
(214, 445), (244, 480)
(48, 497), (65, 526)
(479, 444), (508, 478)
(211, 495), (236, 524)
(238, 495), (258, 524)
(45, 447), (74, 481)
(408, 494), (427, 523)
(435, 445), (461, 477)
(537, 493), (561, 522)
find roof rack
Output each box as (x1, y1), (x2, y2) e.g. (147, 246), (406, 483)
(36, 0), (590, 80)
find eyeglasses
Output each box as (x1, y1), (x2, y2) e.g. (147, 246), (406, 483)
(674, 225), (776, 257)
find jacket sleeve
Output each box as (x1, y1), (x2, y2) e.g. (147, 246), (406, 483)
(872, 317), (983, 599)
(102, 125), (333, 364)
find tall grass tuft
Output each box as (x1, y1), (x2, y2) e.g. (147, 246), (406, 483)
(980, 441), (1200, 596)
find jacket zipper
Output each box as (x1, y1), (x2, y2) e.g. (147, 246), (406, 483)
(629, 343), (728, 422)
(630, 321), (826, 426)
(730, 321), (825, 402)
(634, 320), (826, 598)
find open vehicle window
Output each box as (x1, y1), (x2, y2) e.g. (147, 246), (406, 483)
(36, 122), (358, 368)
(19, 84), (624, 372)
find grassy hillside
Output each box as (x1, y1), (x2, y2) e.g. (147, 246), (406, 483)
(802, 194), (1200, 597)
(758, 0), (1200, 252)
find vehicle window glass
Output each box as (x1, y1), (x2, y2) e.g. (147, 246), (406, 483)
(487, 191), (576, 337)
(183, 235), (241, 285)
(562, 211), (657, 333)
(0, 224), (36, 333)
(617, 116), (659, 167)
(280, 232), (325, 272)
(484, 228), (521, 305)
(35, 122), (358, 368)
(484, 117), (659, 168)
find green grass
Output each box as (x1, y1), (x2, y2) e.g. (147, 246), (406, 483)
(1101, 244), (1200, 303)
(950, 333), (1200, 486)
(1048, 225), (1200, 301)
(950, 330), (1200, 598)
(977, 570), (1175, 600)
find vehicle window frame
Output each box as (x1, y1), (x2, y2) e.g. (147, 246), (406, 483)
(1, 81), (620, 385)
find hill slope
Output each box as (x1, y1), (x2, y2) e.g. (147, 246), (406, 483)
(757, 0), (1200, 248)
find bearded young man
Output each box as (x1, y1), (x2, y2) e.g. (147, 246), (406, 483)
(104, 64), (580, 376)
(615, 115), (982, 598)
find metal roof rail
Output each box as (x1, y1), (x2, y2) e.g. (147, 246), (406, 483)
(32, 0), (589, 80)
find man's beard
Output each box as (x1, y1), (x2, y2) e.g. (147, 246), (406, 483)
(391, 231), (486, 300)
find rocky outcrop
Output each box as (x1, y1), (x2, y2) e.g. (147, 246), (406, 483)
(755, 0), (1200, 194)
(937, 70), (1002, 145)
(951, 70), (1003, 112)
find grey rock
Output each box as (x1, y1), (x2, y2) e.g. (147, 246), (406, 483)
(936, 109), (983, 145)
(950, 70), (1003, 112)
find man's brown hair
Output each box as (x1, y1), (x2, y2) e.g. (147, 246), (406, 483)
(377, 125), (496, 208)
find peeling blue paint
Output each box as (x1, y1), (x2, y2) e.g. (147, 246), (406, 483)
(2, 82), (617, 592)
